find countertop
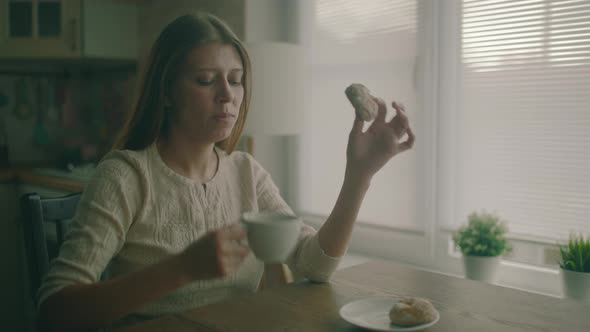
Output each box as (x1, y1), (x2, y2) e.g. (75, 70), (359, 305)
(0, 168), (86, 192)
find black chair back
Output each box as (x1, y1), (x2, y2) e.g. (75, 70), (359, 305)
(20, 192), (82, 303)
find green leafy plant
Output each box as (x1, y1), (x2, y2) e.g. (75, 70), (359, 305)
(452, 211), (511, 257)
(559, 234), (590, 273)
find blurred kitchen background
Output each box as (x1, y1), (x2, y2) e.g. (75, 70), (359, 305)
(0, 72), (133, 170)
(0, 1), (301, 330)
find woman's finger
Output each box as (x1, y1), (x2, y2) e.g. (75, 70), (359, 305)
(350, 113), (364, 136)
(227, 238), (250, 256)
(392, 101), (406, 113)
(389, 101), (409, 131)
(220, 223), (247, 241)
(373, 97), (387, 123)
(236, 244), (250, 257)
(219, 256), (237, 275)
(390, 101), (407, 122)
(398, 127), (416, 152)
(218, 237), (248, 255)
(227, 254), (243, 266)
(220, 251), (249, 275)
(391, 118), (407, 139)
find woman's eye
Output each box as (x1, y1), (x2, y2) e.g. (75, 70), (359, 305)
(196, 78), (214, 86)
(195, 75), (242, 86)
(229, 75), (243, 86)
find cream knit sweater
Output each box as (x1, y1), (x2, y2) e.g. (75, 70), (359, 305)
(38, 144), (341, 320)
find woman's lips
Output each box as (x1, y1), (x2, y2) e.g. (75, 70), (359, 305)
(213, 113), (235, 121)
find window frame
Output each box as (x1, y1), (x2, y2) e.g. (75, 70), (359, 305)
(295, 0), (565, 297)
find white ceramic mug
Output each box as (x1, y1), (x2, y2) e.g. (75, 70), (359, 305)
(242, 211), (302, 263)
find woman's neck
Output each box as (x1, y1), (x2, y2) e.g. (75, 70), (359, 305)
(157, 135), (218, 183)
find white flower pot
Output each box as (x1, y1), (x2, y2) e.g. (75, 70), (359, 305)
(462, 255), (501, 283)
(561, 268), (590, 302)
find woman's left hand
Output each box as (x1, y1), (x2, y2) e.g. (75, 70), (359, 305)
(346, 98), (415, 182)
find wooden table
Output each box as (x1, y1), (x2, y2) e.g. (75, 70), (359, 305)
(119, 260), (590, 332)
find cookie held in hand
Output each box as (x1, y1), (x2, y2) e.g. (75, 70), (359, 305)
(345, 83), (378, 121)
(389, 297), (438, 327)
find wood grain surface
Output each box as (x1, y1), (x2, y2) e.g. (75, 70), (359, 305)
(118, 260), (590, 332)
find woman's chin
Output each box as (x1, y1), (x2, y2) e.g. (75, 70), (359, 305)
(210, 129), (234, 143)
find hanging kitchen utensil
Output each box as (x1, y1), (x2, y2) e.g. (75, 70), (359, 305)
(0, 89), (9, 166)
(0, 112), (9, 167)
(13, 78), (33, 119)
(32, 78), (50, 146)
(61, 83), (79, 128)
(47, 77), (60, 123)
(0, 89), (9, 108)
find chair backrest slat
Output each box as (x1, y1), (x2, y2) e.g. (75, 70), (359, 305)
(20, 192), (82, 304)
(41, 194), (82, 221)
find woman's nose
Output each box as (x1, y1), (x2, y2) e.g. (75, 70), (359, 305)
(215, 79), (233, 103)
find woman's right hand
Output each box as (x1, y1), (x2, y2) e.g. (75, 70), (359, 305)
(179, 223), (250, 281)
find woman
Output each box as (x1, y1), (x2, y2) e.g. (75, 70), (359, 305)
(38, 13), (414, 331)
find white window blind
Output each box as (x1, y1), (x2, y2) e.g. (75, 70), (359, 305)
(299, 0), (421, 229)
(457, 0), (590, 240)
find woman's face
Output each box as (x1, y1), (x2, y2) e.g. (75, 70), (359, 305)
(167, 42), (244, 144)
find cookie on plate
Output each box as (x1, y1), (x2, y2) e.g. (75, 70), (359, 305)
(389, 297), (437, 327)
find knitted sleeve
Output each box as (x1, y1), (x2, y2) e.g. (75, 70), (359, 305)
(37, 151), (144, 307)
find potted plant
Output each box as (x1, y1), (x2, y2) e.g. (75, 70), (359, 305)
(559, 234), (590, 302)
(452, 211), (511, 283)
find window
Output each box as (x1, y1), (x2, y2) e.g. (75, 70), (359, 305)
(298, 0), (422, 230)
(452, 0), (590, 241)
(295, 0), (589, 295)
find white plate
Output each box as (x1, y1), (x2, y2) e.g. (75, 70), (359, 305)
(339, 297), (440, 331)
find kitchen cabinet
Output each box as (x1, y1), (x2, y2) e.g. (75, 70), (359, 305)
(0, 0), (138, 60)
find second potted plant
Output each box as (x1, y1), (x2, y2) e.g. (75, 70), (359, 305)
(559, 234), (590, 302)
(453, 211), (511, 283)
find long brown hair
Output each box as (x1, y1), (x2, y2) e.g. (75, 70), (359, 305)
(113, 13), (251, 153)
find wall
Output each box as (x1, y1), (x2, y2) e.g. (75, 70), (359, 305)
(138, 0), (246, 59)
(244, 0), (300, 204)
